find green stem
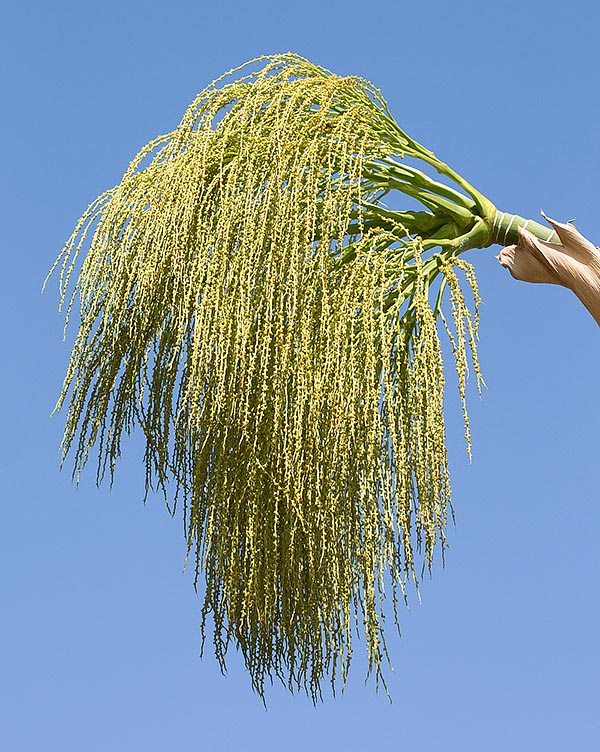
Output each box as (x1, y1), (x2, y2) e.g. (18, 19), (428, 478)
(384, 125), (561, 251)
(489, 210), (559, 246)
(366, 158), (477, 211)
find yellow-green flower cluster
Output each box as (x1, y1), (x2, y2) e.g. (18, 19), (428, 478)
(50, 54), (484, 701)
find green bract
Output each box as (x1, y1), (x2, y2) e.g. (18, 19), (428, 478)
(49, 54), (556, 701)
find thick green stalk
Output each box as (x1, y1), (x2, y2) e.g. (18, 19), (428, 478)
(376, 132), (560, 253)
(489, 210), (559, 246)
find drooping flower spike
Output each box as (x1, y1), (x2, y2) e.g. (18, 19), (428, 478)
(49, 54), (570, 701)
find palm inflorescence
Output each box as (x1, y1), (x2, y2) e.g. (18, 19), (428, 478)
(51, 53), (541, 700)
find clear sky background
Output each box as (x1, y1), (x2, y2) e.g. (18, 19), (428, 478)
(2, 1), (599, 750)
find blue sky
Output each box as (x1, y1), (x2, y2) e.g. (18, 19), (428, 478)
(2, 1), (599, 750)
